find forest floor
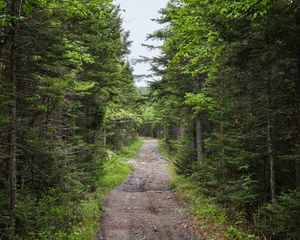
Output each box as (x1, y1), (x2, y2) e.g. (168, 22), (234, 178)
(97, 139), (201, 240)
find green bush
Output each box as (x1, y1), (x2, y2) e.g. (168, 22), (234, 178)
(255, 191), (300, 240)
(6, 139), (143, 240)
(225, 226), (257, 240)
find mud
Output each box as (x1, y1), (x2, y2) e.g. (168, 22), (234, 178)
(98, 139), (200, 240)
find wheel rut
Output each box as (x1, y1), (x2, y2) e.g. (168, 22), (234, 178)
(98, 139), (200, 240)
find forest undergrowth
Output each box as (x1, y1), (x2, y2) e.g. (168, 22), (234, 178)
(159, 140), (257, 240)
(2, 0), (300, 239)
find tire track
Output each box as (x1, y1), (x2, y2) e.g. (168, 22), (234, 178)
(98, 139), (199, 240)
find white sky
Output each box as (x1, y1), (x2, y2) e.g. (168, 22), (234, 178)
(114, 0), (168, 87)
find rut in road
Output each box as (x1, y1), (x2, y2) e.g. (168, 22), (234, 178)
(98, 139), (200, 240)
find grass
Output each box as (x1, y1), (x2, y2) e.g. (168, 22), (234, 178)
(69, 138), (143, 240)
(168, 165), (227, 240)
(158, 140), (257, 240)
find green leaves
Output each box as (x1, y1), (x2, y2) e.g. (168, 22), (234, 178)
(73, 81), (95, 95)
(162, 0), (225, 77)
(105, 104), (142, 126)
(0, 0), (138, 238)
(147, 0), (300, 239)
(185, 92), (218, 115)
(218, 0), (273, 20)
(64, 39), (95, 74)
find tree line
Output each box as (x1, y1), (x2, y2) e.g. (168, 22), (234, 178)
(0, 0), (140, 239)
(1, 0), (300, 239)
(142, 0), (300, 239)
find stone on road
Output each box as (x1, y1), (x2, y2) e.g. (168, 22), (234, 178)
(98, 139), (199, 240)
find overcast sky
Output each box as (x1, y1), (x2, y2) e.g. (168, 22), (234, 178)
(114, 0), (168, 87)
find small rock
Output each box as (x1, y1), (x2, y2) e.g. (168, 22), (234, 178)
(107, 150), (114, 158)
(184, 237), (196, 240)
(167, 196), (171, 199)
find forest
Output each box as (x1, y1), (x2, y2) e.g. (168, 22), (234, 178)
(1, 0), (300, 239)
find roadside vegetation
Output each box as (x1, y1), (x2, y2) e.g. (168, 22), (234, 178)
(1, 0), (300, 239)
(142, 1), (300, 239)
(0, 1), (141, 239)
(159, 141), (257, 240)
(70, 139), (143, 240)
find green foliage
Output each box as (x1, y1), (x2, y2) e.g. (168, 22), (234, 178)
(168, 162), (232, 239)
(225, 227), (257, 240)
(1, 0), (299, 238)
(174, 133), (197, 175)
(116, 138), (143, 159)
(141, 106), (159, 125)
(68, 139), (142, 240)
(11, 139), (142, 240)
(0, 0), (139, 238)
(162, 140), (259, 239)
(255, 191), (300, 239)
(105, 105), (142, 126)
(146, 0), (300, 239)
(15, 191), (79, 240)
(99, 139), (143, 188)
(138, 103), (163, 138)
(185, 92), (218, 115)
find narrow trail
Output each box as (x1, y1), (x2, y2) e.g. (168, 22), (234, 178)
(98, 139), (200, 240)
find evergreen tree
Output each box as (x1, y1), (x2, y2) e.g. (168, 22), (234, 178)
(145, 0), (300, 238)
(0, 1), (139, 238)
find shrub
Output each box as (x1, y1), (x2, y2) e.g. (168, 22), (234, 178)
(255, 191), (300, 240)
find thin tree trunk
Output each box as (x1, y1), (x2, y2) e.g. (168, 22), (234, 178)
(9, 18), (17, 239)
(176, 124), (181, 140)
(103, 126), (107, 146)
(179, 123), (185, 139)
(9, 0), (22, 233)
(0, 1), (8, 74)
(267, 78), (276, 203)
(195, 118), (204, 162)
(295, 2), (300, 191)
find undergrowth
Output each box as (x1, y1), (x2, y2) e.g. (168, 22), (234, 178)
(158, 140), (257, 240)
(70, 138), (143, 239)
(12, 139), (143, 240)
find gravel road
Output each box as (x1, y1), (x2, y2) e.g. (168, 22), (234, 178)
(98, 139), (200, 240)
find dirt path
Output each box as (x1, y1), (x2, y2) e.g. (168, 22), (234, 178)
(98, 139), (200, 240)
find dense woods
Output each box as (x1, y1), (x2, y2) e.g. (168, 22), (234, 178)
(0, 0), (139, 239)
(143, 0), (300, 239)
(1, 0), (300, 239)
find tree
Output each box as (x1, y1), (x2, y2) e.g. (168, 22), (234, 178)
(145, 0), (300, 238)
(0, 1), (139, 238)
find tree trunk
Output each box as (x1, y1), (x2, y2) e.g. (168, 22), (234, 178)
(267, 78), (276, 202)
(9, 59), (17, 233)
(179, 123), (185, 139)
(176, 124), (182, 140)
(195, 118), (204, 162)
(0, 1), (8, 74)
(9, 22), (17, 240)
(9, 0), (22, 233)
(295, 2), (300, 191)
(103, 126), (107, 146)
